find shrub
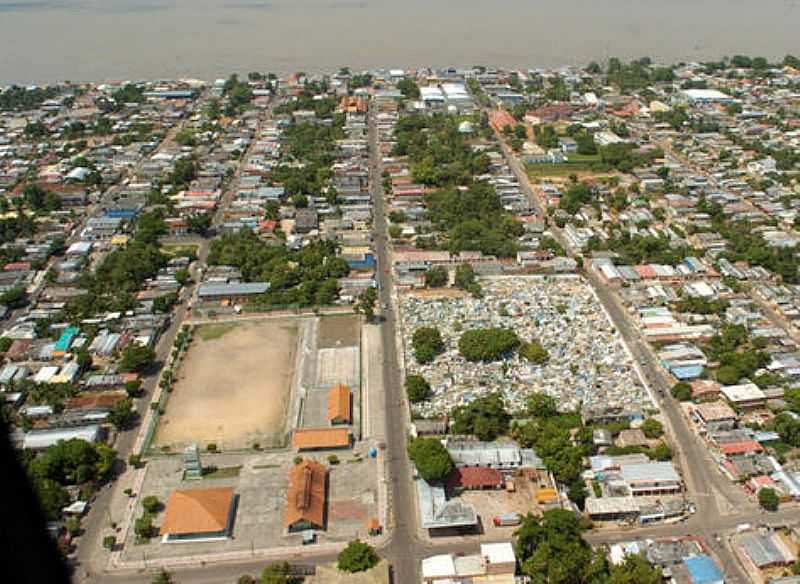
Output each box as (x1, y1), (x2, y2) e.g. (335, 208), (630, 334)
(327, 454), (340, 465)
(207, 443), (217, 452)
(141, 495), (161, 514)
(519, 339), (549, 364)
(134, 514), (154, 540)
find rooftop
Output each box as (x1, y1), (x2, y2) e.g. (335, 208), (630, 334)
(292, 427), (350, 450)
(160, 487), (235, 536)
(284, 459), (327, 530)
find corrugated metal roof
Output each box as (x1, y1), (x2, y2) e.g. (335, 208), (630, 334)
(198, 282), (270, 297)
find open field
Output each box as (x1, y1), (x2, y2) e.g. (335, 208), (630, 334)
(317, 314), (360, 348)
(525, 158), (619, 179)
(154, 319), (299, 450)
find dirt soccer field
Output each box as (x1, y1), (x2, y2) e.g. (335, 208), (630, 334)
(154, 319), (299, 450)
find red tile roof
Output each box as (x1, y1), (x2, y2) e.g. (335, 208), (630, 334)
(446, 467), (503, 490)
(720, 440), (763, 456)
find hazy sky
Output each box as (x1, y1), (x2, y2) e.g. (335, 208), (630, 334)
(1, 0), (799, 83)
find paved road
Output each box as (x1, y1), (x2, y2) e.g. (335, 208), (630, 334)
(367, 104), (422, 584)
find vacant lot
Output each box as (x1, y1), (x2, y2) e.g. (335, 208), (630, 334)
(318, 314), (360, 348)
(154, 319), (299, 450)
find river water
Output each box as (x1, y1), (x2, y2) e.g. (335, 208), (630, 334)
(1, 0), (799, 84)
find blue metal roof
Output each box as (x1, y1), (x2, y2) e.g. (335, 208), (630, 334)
(683, 554), (723, 584)
(670, 364), (704, 380)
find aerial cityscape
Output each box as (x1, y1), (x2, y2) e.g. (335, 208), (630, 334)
(3, 51), (800, 584)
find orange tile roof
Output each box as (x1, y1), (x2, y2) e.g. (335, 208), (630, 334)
(283, 459), (327, 530)
(292, 427), (350, 451)
(720, 441), (763, 456)
(160, 487), (234, 536)
(327, 384), (352, 423)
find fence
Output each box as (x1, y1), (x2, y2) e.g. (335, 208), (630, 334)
(138, 326), (192, 457)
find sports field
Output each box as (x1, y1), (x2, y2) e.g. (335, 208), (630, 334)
(154, 319), (298, 450)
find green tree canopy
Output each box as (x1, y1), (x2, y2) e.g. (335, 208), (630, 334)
(337, 539), (380, 573)
(758, 487), (779, 511)
(119, 343), (156, 373)
(452, 393), (511, 441)
(405, 374), (432, 403)
(520, 339), (549, 364)
(411, 326), (444, 364)
(458, 328), (520, 362)
(670, 382), (692, 401)
(424, 266), (448, 288)
(407, 437), (454, 482)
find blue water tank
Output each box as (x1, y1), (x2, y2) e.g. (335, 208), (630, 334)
(368, 447), (377, 458)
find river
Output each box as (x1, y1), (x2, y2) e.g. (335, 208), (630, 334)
(0, 0), (798, 84)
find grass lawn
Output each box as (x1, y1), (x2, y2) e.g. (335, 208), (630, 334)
(526, 158), (615, 179)
(162, 244), (200, 258)
(202, 465), (242, 479)
(195, 322), (239, 341)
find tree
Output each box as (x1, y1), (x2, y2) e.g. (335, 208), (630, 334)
(186, 213), (212, 236)
(515, 509), (596, 582)
(608, 554), (663, 584)
(108, 398), (134, 430)
(458, 328), (520, 362)
(103, 535), (116, 550)
(261, 561), (301, 583)
(153, 292), (178, 313)
(641, 418), (664, 439)
(405, 374), (432, 403)
(776, 413), (800, 447)
(169, 158), (197, 187)
(453, 264), (473, 290)
(520, 339), (549, 365)
(396, 78), (420, 99)
(651, 442), (672, 461)
(124, 379), (143, 398)
(151, 569), (174, 584)
(411, 326), (444, 364)
(337, 539), (379, 573)
(407, 437), (454, 482)
(527, 393), (558, 418)
(759, 487), (779, 511)
(425, 266), (448, 288)
(0, 286), (27, 308)
(119, 343), (156, 373)
(135, 514), (155, 540)
(452, 393), (511, 441)
(715, 365), (741, 386)
(354, 287), (377, 321)
(33, 478), (70, 520)
(142, 495), (161, 514)
(671, 382), (692, 401)
(29, 438), (115, 486)
(75, 349), (93, 372)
